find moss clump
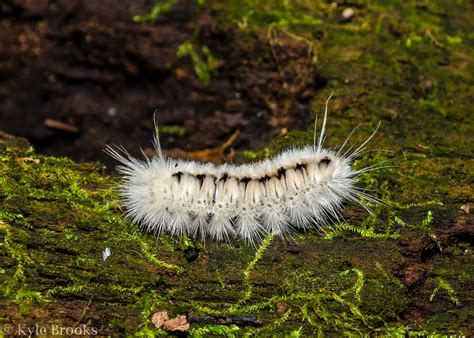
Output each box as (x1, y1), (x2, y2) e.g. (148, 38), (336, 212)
(0, 134), (184, 333)
(132, 0), (178, 23)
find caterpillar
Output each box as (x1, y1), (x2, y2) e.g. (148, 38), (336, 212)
(106, 95), (382, 246)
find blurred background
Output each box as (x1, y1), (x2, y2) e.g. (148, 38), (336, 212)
(0, 0), (472, 169)
(0, 0), (318, 168)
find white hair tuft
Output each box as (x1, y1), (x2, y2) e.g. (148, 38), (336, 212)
(106, 96), (382, 246)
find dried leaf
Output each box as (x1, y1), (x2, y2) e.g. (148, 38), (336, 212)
(460, 203), (470, 214)
(190, 129), (239, 164)
(276, 302), (288, 315)
(162, 315), (190, 332)
(151, 311), (168, 328)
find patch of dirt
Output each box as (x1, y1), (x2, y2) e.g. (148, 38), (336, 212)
(0, 0), (320, 169)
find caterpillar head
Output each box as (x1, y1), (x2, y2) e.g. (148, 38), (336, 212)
(317, 156), (334, 171)
(315, 153), (340, 180)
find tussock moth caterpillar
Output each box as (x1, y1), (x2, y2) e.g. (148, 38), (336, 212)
(107, 95), (382, 246)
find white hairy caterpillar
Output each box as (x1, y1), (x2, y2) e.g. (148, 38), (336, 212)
(107, 96), (382, 246)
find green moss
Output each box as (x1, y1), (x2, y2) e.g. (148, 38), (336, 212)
(158, 125), (186, 137)
(426, 311), (459, 332)
(214, 0), (324, 32)
(177, 42), (220, 86)
(324, 223), (400, 240)
(132, 0), (178, 23)
(233, 232), (274, 307)
(12, 289), (46, 312)
(430, 277), (461, 307)
(133, 290), (167, 336)
(190, 324), (240, 337)
(1, 0), (473, 335)
(0, 136), (183, 332)
(133, 1), (219, 86)
(179, 237), (408, 335)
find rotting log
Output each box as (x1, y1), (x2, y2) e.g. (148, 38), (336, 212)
(0, 133), (472, 336)
(0, 0), (473, 335)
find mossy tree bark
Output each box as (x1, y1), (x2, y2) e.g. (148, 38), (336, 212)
(0, 0), (473, 336)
